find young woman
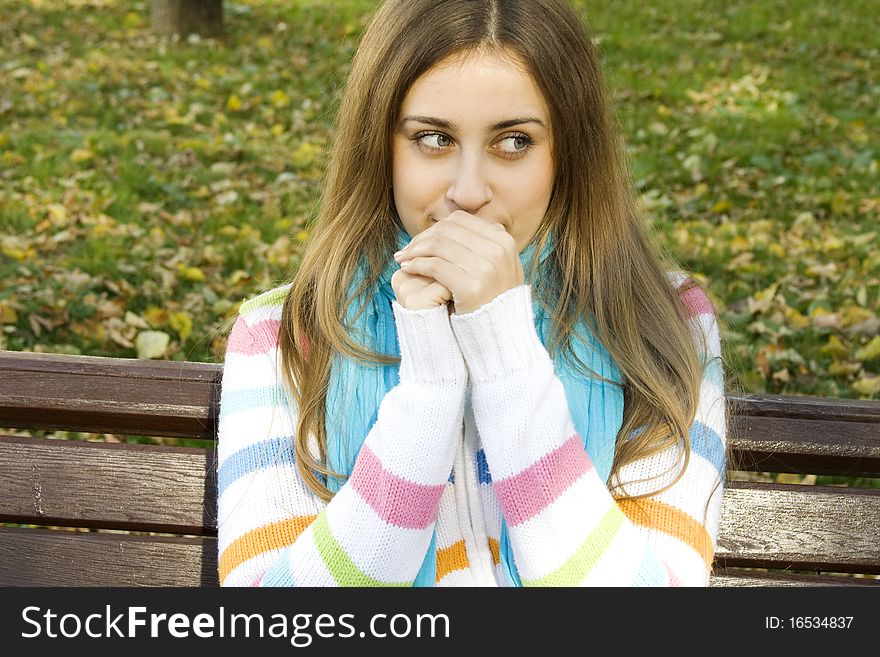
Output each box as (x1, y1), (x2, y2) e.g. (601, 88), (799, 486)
(217, 0), (727, 587)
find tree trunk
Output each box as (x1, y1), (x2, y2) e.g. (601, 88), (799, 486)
(150, 0), (224, 38)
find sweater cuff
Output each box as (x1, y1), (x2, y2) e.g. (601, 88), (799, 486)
(450, 285), (550, 381)
(392, 301), (467, 383)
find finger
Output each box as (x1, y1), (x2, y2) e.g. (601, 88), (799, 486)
(396, 219), (504, 269)
(398, 233), (498, 281)
(399, 256), (472, 297)
(442, 210), (515, 248)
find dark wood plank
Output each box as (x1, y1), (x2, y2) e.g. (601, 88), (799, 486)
(0, 434), (217, 535)
(0, 351), (221, 439)
(717, 482), (880, 574)
(0, 526), (217, 586)
(728, 393), (880, 423)
(709, 569), (880, 587)
(729, 415), (880, 477)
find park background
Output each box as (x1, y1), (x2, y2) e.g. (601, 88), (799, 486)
(1, 0), (878, 409)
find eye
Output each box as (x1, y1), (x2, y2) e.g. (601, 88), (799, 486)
(413, 132), (452, 151)
(496, 133), (533, 157)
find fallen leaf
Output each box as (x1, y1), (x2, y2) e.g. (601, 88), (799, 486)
(818, 335), (849, 359)
(169, 311), (193, 341)
(846, 317), (880, 337)
(854, 336), (880, 362)
(136, 331), (170, 359)
(124, 311), (150, 329)
(811, 309), (843, 330)
(852, 374), (880, 396)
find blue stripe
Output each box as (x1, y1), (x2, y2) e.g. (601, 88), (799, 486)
(219, 385), (292, 419)
(476, 449), (492, 485)
(260, 549), (297, 587)
(632, 548), (668, 586)
(703, 357), (724, 390)
(218, 435), (296, 497)
(690, 420), (725, 477)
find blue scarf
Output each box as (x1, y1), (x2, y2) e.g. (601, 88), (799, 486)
(324, 229), (624, 586)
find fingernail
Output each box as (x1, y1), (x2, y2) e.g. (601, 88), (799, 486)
(400, 260), (412, 269)
(393, 251), (403, 261)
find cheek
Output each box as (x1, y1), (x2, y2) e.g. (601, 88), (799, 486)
(392, 146), (439, 212)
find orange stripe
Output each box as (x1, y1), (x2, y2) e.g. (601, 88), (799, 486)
(218, 515), (317, 585)
(618, 498), (714, 568)
(435, 540), (469, 582)
(487, 537), (500, 565)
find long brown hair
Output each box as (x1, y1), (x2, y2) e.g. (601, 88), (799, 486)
(280, 0), (718, 503)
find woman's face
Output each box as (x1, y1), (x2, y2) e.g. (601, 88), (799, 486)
(391, 50), (554, 252)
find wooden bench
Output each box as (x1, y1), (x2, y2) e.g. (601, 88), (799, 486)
(1, 350), (878, 587)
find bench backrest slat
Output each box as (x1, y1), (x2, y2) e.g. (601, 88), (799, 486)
(0, 434), (216, 535)
(0, 352), (220, 439)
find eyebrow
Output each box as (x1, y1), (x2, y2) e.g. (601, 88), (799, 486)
(399, 115), (546, 131)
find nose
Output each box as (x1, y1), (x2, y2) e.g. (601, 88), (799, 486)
(445, 151), (492, 214)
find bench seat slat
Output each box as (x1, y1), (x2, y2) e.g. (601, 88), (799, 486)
(718, 482), (880, 574)
(0, 434), (216, 535)
(709, 570), (880, 587)
(1, 526), (876, 588)
(0, 526), (216, 587)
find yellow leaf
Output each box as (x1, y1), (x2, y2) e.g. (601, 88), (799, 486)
(819, 335), (849, 359)
(829, 361), (861, 376)
(711, 199), (731, 213)
(852, 374), (880, 396)
(747, 282), (779, 314)
(729, 235), (750, 253)
(291, 141), (321, 169)
(144, 306), (169, 327)
(295, 229), (310, 243)
(270, 90), (289, 108)
(854, 336), (880, 362)
(841, 304), (874, 327)
(46, 203), (67, 223)
(784, 307), (810, 329)
(169, 311), (193, 342)
(124, 12), (145, 29)
(178, 265), (206, 283)
(227, 94), (243, 112)
(70, 148), (94, 163)
(0, 302), (18, 324)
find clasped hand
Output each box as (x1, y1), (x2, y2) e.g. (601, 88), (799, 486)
(391, 211), (524, 314)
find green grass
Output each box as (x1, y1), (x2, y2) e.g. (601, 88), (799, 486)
(0, 0), (878, 401)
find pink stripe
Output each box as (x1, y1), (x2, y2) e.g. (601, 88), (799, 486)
(679, 284), (714, 318)
(227, 318), (281, 355)
(494, 434), (592, 526)
(350, 445), (445, 529)
(665, 561), (684, 587)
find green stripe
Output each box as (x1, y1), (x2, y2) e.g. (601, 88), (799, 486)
(523, 505), (625, 586)
(312, 512), (410, 587)
(240, 285), (291, 315)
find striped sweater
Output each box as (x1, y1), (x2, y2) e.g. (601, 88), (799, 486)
(217, 274), (726, 586)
